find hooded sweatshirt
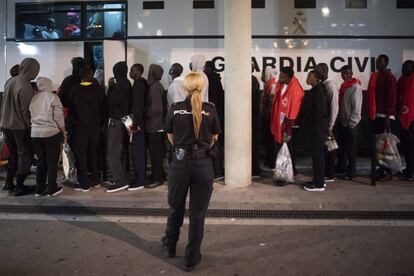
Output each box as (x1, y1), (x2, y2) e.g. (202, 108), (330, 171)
(29, 77), (65, 138)
(145, 64), (165, 133)
(107, 62), (131, 120)
(1, 58), (40, 130)
(191, 55), (209, 102)
(167, 75), (186, 109)
(67, 78), (103, 129)
(322, 79), (339, 131)
(206, 70), (225, 119)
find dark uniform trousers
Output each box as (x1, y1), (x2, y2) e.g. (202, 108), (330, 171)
(337, 124), (358, 176)
(165, 156), (214, 263)
(107, 119), (129, 185)
(73, 126), (100, 187)
(3, 128), (33, 186)
(31, 133), (62, 191)
(262, 117), (276, 168)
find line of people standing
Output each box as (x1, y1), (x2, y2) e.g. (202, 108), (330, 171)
(257, 54), (414, 192)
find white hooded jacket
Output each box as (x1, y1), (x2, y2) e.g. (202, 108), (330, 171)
(167, 75), (187, 109)
(190, 54), (209, 102)
(29, 77), (65, 138)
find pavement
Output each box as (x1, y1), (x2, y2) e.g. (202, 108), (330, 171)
(1, 158), (414, 275)
(0, 157), (413, 212)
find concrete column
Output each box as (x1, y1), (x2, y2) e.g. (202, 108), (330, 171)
(224, 0), (252, 187)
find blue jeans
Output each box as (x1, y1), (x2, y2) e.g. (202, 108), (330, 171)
(131, 131), (147, 185)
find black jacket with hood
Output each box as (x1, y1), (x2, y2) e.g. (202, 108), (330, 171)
(67, 79), (103, 130)
(131, 77), (147, 129)
(107, 62), (131, 120)
(1, 58), (40, 130)
(145, 64), (165, 133)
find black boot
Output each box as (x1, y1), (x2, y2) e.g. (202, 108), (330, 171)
(161, 236), (176, 258)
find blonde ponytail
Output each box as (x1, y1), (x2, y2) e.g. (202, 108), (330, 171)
(184, 72), (205, 140)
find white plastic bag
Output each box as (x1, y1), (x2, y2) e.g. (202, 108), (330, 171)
(376, 132), (403, 173)
(274, 143), (294, 183)
(62, 143), (76, 181)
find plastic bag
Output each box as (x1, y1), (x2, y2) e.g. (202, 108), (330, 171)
(274, 143), (294, 183)
(62, 143), (76, 181)
(376, 132), (403, 172)
(325, 136), (339, 152)
(0, 132), (10, 164)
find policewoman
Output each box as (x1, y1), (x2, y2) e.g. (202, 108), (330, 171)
(161, 72), (221, 271)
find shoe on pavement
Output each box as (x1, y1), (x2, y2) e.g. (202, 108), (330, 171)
(161, 236), (176, 258)
(127, 183), (145, 191)
(304, 183), (325, 192)
(214, 175), (224, 181)
(184, 255), (202, 272)
(324, 177), (334, 182)
(35, 186), (47, 197)
(145, 181), (164, 189)
(47, 186), (63, 197)
(74, 184), (90, 192)
(2, 181), (15, 191)
(13, 185), (35, 196)
(106, 184), (129, 193)
(91, 182), (101, 188)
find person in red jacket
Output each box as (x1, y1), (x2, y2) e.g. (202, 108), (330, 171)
(399, 60), (414, 181)
(367, 54), (398, 181)
(270, 67), (304, 184)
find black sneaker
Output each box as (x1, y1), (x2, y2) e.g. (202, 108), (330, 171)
(35, 186), (47, 197)
(400, 175), (414, 182)
(106, 184), (129, 193)
(214, 175), (224, 181)
(304, 183), (325, 192)
(74, 184), (90, 192)
(376, 173), (392, 182)
(161, 236), (176, 258)
(13, 185), (35, 196)
(91, 182), (101, 188)
(127, 183), (145, 191)
(2, 181), (15, 191)
(145, 181), (164, 189)
(324, 177), (334, 183)
(47, 186), (63, 197)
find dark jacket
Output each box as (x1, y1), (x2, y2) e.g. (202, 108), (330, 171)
(131, 77), (147, 129)
(299, 83), (329, 128)
(67, 81), (103, 129)
(252, 75), (261, 130)
(1, 58), (40, 130)
(60, 67), (82, 109)
(107, 62), (131, 120)
(207, 72), (224, 119)
(145, 64), (165, 133)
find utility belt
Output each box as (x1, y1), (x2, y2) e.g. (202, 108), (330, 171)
(173, 145), (210, 160)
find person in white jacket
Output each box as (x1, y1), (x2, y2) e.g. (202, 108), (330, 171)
(167, 63), (186, 109)
(190, 55), (209, 102)
(30, 77), (66, 196)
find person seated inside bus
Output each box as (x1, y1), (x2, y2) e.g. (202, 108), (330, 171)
(41, 18), (61, 39)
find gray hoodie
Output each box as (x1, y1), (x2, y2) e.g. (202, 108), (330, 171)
(339, 81), (363, 128)
(323, 79), (339, 131)
(30, 77), (65, 138)
(191, 55), (209, 102)
(1, 58), (40, 130)
(145, 64), (165, 133)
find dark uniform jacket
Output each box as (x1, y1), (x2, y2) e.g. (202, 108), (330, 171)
(164, 98), (221, 149)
